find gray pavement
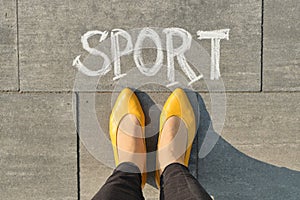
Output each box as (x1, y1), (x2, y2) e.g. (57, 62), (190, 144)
(0, 0), (299, 200)
(0, 93), (77, 199)
(0, 0), (18, 90)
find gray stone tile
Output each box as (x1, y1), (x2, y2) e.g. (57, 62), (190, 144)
(20, 0), (261, 92)
(0, 0), (18, 90)
(263, 0), (300, 91)
(18, 0), (79, 91)
(0, 93), (77, 199)
(217, 93), (300, 144)
(79, 143), (114, 200)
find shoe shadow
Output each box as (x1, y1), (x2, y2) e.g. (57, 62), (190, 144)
(134, 89), (300, 200)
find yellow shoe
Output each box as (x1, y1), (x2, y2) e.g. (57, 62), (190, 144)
(109, 88), (147, 188)
(155, 88), (196, 188)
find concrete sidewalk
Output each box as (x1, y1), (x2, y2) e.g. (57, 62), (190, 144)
(0, 0), (299, 199)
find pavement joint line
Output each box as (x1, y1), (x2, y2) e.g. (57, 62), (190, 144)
(0, 91), (300, 94)
(231, 142), (300, 146)
(16, 0), (20, 92)
(75, 92), (81, 200)
(260, 0), (264, 92)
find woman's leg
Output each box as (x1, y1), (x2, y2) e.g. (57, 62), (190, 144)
(92, 162), (144, 200)
(160, 163), (212, 200)
(93, 114), (146, 200)
(157, 117), (212, 200)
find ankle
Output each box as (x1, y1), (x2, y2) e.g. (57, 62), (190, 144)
(157, 116), (187, 174)
(117, 114), (146, 172)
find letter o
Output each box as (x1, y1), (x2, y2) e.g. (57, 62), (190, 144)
(133, 28), (163, 76)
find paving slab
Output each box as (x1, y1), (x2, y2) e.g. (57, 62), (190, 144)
(19, 0), (261, 92)
(213, 93), (300, 145)
(263, 0), (300, 91)
(79, 91), (299, 199)
(0, 93), (77, 199)
(0, 0), (18, 91)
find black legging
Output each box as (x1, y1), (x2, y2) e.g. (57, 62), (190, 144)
(92, 162), (212, 200)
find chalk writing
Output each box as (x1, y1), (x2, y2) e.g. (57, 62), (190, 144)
(197, 29), (230, 80)
(73, 28), (230, 84)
